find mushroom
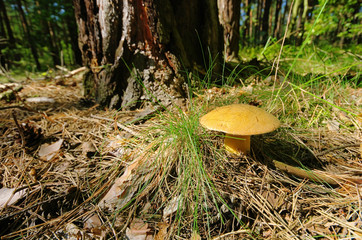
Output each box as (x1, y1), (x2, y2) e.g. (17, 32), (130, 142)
(200, 104), (280, 154)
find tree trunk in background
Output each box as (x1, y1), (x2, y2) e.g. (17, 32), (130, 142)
(64, 0), (82, 66)
(218, 0), (240, 61)
(281, 0), (289, 37)
(255, 0), (262, 45)
(0, 0), (15, 44)
(261, 0), (271, 44)
(268, 3), (273, 37)
(287, 0), (301, 40)
(73, 0), (223, 109)
(242, 0), (252, 46)
(35, 1), (61, 67)
(16, 0), (41, 70)
(273, 0), (282, 39)
(296, 0), (308, 45)
(0, 12), (5, 37)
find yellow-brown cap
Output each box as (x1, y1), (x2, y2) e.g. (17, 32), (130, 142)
(200, 104), (280, 135)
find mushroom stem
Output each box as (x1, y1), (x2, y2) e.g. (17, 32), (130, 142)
(224, 134), (250, 154)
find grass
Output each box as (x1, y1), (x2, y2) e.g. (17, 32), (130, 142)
(0, 39), (360, 238)
(0, 10), (361, 237)
(98, 45), (360, 238)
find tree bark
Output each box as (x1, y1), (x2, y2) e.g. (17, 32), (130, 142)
(64, 0), (82, 66)
(281, 0), (289, 37)
(218, 0), (240, 61)
(242, 0), (251, 46)
(16, 0), (41, 70)
(261, 0), (272, 44)
(273, 0), (282, 39)
(35, 1), (61, 67)
(73, 0), (223, 109)
(287, 0), (301, 40)
(255, 0), (263, 45)
(0, 0), (15, 44)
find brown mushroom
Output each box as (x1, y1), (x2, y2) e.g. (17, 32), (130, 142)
(200, 104), (280, 154)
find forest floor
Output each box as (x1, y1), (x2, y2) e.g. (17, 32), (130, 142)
(0, 65), (361, 239)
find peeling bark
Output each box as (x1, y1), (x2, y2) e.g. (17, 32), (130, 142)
(217, 0), (240, 61)
(73, 0), (223, 109)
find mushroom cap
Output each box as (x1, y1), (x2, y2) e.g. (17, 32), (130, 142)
(200, 104), (280, 135)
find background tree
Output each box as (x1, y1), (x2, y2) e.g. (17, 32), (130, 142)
(218, 0), (241, 61)
(73, 0), (223, 109)
(16, 0), (41, 70)
(0, 0), (82, 70)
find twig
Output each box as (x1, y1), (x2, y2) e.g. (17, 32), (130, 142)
(273, 160), (338, 185)
(12, 110), (25, 147)
(314, 143), (360, 157)
(212, 229), (249, 240)
(53, 66), (87, 80)
(0, 105), (27, 111)
(90, 114), (139, 136)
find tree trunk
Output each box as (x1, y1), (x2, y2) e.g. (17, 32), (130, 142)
(242, 0), (251, 46)
(255, 0), (263, 45)
(73, 0), (223, 109)
(296, 0), (308, 45)
(261, 0), (272, 44)
(281, 0), (289, 37)
(273, 0), (282, 39)
(16, 0), (41, 70)
(218, 0), (240, 61)
(64, 0), (82, 66)
(287, 0), (301, 40)
(0, 0), (15, 44)
(0, 11), (5, 38)
(35, 1), (61, 67)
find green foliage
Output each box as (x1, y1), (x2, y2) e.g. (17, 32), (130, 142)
(305, 0), (361, 45)
(1, 0), (77, 72)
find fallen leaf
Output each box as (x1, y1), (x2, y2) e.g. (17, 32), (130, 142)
(154, 223), (168, 240)
(81, 141), (97, 158)
(190, 231), (201, 240)
(126, 218), (152, 240)
(83, 213), (107, 238)
(163, 195), (182, 218)
(98, 143), (154, 211)
(326, 120), (340, 132)
(97, 163), (139, 211)
(0, 187), (27, 208)
(38, 139), (63, 161)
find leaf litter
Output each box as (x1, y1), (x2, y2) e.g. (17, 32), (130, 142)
(0, 72), (361, 239)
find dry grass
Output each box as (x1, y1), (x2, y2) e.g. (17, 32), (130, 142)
(0, 71), (361, 239)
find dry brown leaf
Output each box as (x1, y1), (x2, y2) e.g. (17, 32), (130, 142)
(97, 163), (139, 211)
(84, 213), (102, 229)
(190, 231), (201, 240)
(98, 144), (154, 211)
(326, 119), (340, 132)
(83, 213), (107, 238)
(126, 218), (152, 240)
(154, 222), (169, 240)
(0, 187), (27, 208)
(38, 139), (63, 161)
(163, 195), (182, 218)
(81, 141), (96, 158)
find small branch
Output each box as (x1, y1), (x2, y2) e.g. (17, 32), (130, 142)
(12, 110), (25, 147)
(315, 144), (360, 157)
(90, 114), (139, 137)
(273, 160), (338, 185)
(53, 66), (87, 80)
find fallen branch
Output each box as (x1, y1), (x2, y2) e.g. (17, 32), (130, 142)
(273, 160), (362, 186)
(53, 66), (87, 80)
(90, 114), (139, 137)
